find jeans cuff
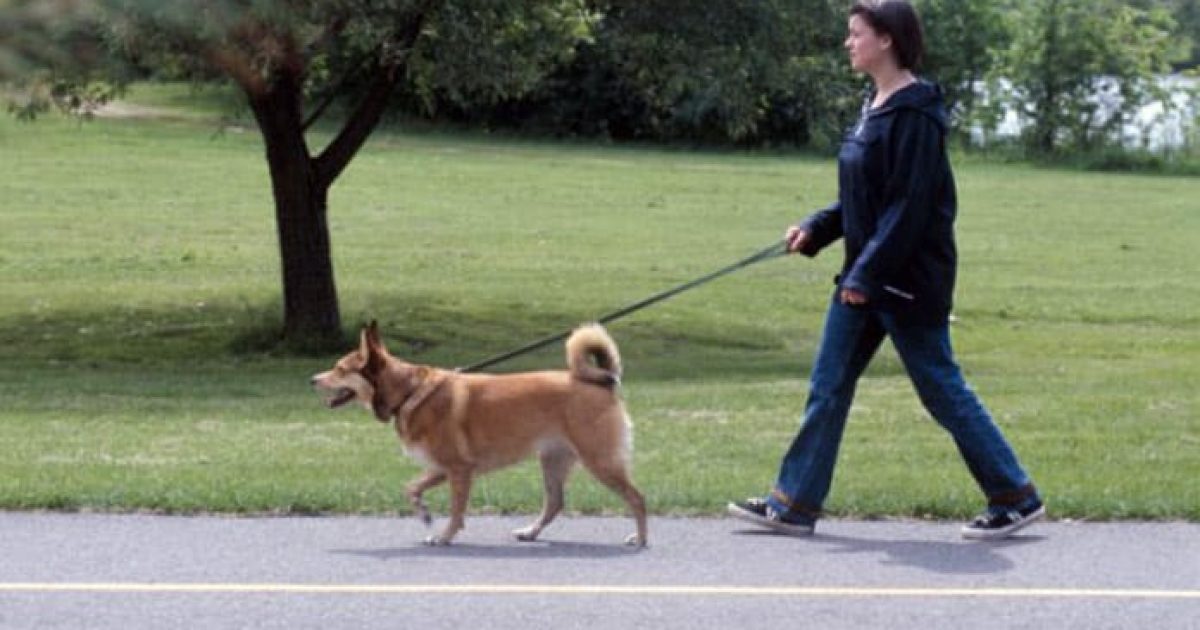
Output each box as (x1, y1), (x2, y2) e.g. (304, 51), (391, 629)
(987, 483), (1040, 509)
(769, 488), (822, 520)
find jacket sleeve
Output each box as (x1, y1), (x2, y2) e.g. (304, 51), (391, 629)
(841, 110), (942, 299)
(796, 201), (843, 257)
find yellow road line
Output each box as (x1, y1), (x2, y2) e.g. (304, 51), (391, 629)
(1, 583), (1197, 599)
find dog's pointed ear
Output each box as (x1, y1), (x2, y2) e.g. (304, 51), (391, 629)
(360, 320), (388, 371)
(358, 322), (373, 359)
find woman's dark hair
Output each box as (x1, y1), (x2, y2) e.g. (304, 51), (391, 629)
(849, 0), (925, 70)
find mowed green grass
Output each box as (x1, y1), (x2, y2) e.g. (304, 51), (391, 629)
(1, 84), (1196, 521)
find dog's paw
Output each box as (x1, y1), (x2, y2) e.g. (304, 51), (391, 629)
(423, 534), (452, 547)
(624, 533), (648, 548)
(512, 526), (540, 542)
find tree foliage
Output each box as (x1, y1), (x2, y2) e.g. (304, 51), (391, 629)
(573, 0), (854, 145)
(1128, 0), (1200, 69)
(0, 0), (128, 118)
(408, 0), (861, 148)
(391, 0), (1191, 154)
(915, 0), (1010, 135)
(1178, 0), (1200, 68)
(982, 0), (1179, 154)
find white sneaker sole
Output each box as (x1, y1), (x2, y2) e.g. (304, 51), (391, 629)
(727, 502), (814, 536)
(961, 505), (1046, 540)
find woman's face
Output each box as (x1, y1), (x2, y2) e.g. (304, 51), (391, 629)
(844, 14), (891, 74)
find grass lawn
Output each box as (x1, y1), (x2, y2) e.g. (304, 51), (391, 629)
(1, 84), (1196, 521)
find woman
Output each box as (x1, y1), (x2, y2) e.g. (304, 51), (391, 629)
(728, 0), (1043, 540)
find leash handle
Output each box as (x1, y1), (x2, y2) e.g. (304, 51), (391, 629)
(458, 240), (789, 373)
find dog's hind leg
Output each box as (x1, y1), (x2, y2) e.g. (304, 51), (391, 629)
(514, 447), (578, 542)
(406, 469), (447, 526)
(426, 468), (472, 546)
(580, 457), (648, 548)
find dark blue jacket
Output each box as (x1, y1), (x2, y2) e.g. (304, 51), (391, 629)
(798, 80), (958, 325)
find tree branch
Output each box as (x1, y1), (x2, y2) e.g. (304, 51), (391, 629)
(301, 47), (377, 132)
(314, 2), (438, 187)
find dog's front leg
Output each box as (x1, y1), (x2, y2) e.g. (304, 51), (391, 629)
(406, 470), (447, 527)
(426, 468), (472, 546)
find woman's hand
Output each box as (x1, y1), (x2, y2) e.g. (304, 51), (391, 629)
(785, 225), (810, 253)
(786, 223), (867, 304)
(840, 288), (868, 305)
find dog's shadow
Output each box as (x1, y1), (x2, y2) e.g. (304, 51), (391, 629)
(733, 528), (1045, 575)
(329, 540), (642, 561)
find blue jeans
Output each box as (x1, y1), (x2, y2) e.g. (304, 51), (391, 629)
(767, 298), (1038, 519)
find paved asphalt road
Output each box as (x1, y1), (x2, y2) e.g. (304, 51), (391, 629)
(0, 512), (1197, 629)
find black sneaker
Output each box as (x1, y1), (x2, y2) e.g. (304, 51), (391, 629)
(961, 500), (1045, 540)
(727, 497), (815, 536)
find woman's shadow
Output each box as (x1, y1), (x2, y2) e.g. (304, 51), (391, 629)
(734, 528), (1044, 575)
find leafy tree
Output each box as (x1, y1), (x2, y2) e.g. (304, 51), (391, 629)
(412, 0), (859, 148)
(3, 0), (592, 346)
(1126, 0), (1200, 69)
(916, 0), (1011, 136)
(0, 0), (127, 117)
(1177, 0), (1200, 68)
(986, 0), (1177, 154)
(579, 0), (851, 144)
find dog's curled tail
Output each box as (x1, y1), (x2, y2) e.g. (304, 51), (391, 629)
(566, 323), (622, 388)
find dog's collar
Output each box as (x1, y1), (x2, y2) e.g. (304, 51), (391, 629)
(390, 369), (447, 428)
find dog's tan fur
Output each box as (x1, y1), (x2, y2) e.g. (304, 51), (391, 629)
(311, 322), (647, 547)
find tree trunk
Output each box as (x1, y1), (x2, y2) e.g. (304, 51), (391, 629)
(229, 6), (430, 347)
(249, 75), (342, 346)
(1035, 0), (1062, 155)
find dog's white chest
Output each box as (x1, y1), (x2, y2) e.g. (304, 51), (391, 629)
(402, 444), (437, 469)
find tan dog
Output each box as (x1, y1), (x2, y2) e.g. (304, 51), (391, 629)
(311, 321), (647, 547)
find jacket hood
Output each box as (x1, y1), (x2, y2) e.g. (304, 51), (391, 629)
(868, 79), (948, 133)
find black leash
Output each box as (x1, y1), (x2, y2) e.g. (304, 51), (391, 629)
(458, 239), (789, 373)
